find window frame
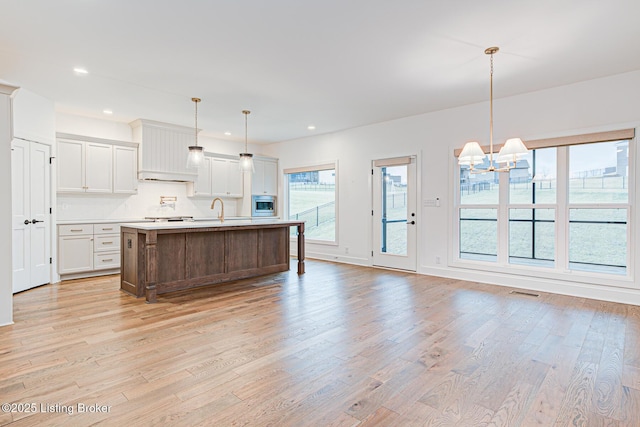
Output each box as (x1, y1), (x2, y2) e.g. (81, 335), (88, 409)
(284, 161), (339, 246)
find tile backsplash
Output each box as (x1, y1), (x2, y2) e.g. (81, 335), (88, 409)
(56, 180), (240, 221)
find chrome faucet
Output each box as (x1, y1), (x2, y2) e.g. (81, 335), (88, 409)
(210, 197), (225, 222)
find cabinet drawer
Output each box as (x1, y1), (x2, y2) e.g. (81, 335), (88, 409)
(94, 223), (121, 234)
(59, 224), (93, 235)
(94, 251), (120, 270)
(94, 234), (120, 252)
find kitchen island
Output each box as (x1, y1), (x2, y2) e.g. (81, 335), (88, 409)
(119, 219), (305, 303)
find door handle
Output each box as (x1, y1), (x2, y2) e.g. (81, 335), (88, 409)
(32, 219), (44, 224)
(24, 219), (32, 225)
(407, 220), (415, 225)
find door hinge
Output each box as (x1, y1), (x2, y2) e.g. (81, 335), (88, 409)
(371, 210), (373, 216)
(49, 257), (52, 264)
(50, 207), (52, 214)
(371, 250), (374, 256)
(371, 169), (374, 175)
(49, 156), (55, 164)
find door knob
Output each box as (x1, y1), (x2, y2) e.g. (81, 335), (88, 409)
(407, 220), (415, 225)
(24, 219), (32, 225)
(32, 219), (44, 224)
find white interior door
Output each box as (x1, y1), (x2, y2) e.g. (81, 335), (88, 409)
(12, 139), (51, 293)
(372, 156), (417, 271)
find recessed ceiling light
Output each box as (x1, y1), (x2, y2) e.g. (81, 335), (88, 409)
(224, 131), (231, 136)
(103, 109), (113, 115)
(307, 125), (316, 130)
(73, 67), (88, 75)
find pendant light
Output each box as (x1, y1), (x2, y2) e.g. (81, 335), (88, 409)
(239, 109), (254, 173)
(186, 97), (204, 169)
(458, 47), (528, 173)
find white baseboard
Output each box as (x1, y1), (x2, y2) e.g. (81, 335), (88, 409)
(419, 265), (640, 306)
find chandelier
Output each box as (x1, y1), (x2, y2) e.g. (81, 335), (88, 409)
(458, 47), (528, 173)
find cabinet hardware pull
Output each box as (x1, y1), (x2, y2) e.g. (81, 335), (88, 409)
(102, 241), (113, 245)
(102, 228), (113, 230)
(102, 259), (113, 262)
(70, 229), (83, 232)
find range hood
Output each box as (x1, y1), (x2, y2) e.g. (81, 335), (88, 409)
(130, 119), (199, 182)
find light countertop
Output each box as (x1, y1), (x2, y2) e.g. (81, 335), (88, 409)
(56, 216), (277, 225)
(119, 219), (302, 231)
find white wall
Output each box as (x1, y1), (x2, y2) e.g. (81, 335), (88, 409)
(0, 84), (18, 326)
(266, 70), (640, 305)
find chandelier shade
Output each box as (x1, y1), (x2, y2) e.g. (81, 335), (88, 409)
(457, 141), (486, 167)
(496, 137), (528, 165)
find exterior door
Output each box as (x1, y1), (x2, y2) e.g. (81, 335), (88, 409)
(372, 156), (417, 271)
(12, 139), (51, 293)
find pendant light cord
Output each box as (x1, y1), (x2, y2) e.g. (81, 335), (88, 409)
(242, 110), (251, 153)
(192, 97), (201, 148)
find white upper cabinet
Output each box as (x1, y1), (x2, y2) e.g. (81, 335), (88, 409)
(211, 157), (243, 198)
(191, 156), (212, 197)
(252, 157), (278, 195)
(57, 139), (85, 192)
(56, 133), (138, 194)
(226, 159), (243, 197)
(113, 145), (138, 194)
(188, 154), (242, 198)
(85, 142), (112, 193)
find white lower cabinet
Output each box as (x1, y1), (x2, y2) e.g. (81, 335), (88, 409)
(58, 223), (121, 278)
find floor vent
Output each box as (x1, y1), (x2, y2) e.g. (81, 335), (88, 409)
(509, 290), (540, 297)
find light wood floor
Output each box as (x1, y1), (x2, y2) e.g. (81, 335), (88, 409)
(2, 260), (640, 426)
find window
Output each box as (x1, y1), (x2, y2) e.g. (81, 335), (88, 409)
(285, 163), (337, 243)
(455, 129), (634, 277)
(508, 148), (557, 267)
(459, 163), (500, 261)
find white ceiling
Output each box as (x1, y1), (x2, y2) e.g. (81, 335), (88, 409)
(1, 0), (639, 144)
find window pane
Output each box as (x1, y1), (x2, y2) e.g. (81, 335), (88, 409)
(569, 141), (629, 203)
(509, 148), (556, 204)
(380, 165), (408, 255)
(460, 167), (499, 205)
(460, 209), (497, 260)
(569, 208), (627, 274)
(509, 209), (555, 267)
(287, 169), (336, 242)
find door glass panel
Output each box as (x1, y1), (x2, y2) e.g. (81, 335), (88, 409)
(380, 165), (408, 255)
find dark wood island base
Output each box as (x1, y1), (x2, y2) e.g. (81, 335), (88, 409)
(120, 220), (305, 303)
